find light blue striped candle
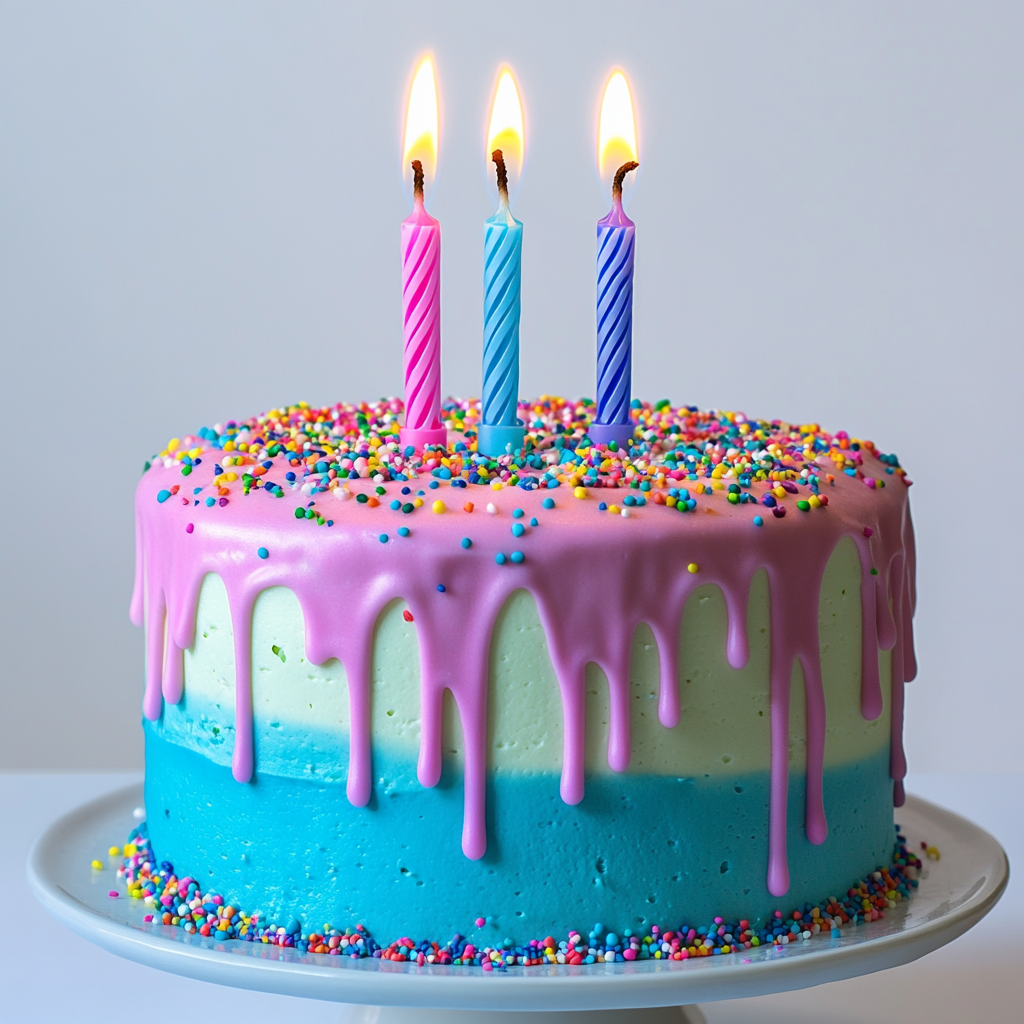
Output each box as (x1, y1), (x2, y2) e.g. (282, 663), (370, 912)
(478, 150), (525, 457)
(590, 161), (639, 449)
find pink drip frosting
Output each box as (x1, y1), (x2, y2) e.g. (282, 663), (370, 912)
(132, 442), (915, 898)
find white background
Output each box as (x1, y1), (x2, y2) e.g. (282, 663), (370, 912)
(1, 1), (1021, 772)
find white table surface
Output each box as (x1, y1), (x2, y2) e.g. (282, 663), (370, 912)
(2, 773), (1019, 1023)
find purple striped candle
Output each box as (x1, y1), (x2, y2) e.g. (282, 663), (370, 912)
(590, 161), (638, 449)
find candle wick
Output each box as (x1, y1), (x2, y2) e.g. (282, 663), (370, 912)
(492, 149), (509, 204)
(411, 159), (425, 201)
(611, 161), (639, 200)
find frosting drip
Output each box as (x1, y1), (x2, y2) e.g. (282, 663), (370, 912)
(131, 400), (916, 898)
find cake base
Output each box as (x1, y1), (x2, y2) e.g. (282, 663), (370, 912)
(142, 724), (897, 945)
(28, 783), (1007, 1011)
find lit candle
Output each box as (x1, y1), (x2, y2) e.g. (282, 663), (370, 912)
(479, 68), (526, 457)
(590, 71), (639, 449)
(400, 57), (447, 450)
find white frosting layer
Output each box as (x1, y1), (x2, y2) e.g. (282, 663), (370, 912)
(154, 536), (890, 779)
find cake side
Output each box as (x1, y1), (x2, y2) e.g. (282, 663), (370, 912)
(133, 397), (916, 940)
(144, 535), (895, 938)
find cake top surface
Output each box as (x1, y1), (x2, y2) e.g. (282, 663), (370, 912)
(148, 396), (909, 513)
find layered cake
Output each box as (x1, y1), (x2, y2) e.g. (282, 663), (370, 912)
(129, 396), (918, 958)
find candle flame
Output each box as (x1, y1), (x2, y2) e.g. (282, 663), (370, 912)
(487, 67), (525, 187)
(598, 70), (638, 185)
(403, 56), (439, 186)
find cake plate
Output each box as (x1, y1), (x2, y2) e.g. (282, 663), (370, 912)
(28, 784), (1007, 1023)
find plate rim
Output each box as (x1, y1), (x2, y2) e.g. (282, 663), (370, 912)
(27, 782), (1009, 1010)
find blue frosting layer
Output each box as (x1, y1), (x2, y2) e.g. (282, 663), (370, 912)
(144, 722), (894, 943)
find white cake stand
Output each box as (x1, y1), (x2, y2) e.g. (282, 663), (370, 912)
(27, 783), (1007, 1023)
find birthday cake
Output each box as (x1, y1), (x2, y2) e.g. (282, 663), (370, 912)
(130, 396), (918, 961)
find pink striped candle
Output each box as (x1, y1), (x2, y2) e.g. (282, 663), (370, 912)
(400, 160), (447, 450)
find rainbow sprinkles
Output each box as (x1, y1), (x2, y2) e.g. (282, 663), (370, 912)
(110, 824), (935, 966)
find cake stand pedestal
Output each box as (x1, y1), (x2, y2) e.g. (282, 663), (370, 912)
(337, 1008), (703, 1022)
(28, 785), (1007, 1021)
